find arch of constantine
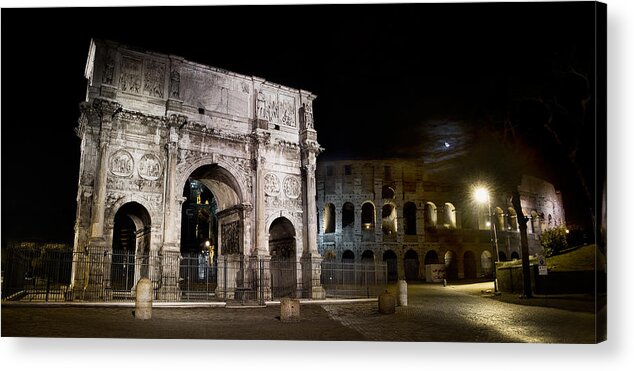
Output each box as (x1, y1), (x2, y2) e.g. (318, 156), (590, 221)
(71, 39), (324, 301)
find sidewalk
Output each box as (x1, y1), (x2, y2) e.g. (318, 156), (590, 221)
(445, 281), (604, 313)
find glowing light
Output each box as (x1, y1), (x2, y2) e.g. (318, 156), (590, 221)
(565, 229), (570, 234)
(204, 240), (211, 247)
(474, 187), (489, 204)
(485, 221), (491, 227)
(444, 141), (451, 148)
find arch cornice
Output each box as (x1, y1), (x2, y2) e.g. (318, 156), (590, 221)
(175, 153), (250, 205)
(105, 195), (156, 229)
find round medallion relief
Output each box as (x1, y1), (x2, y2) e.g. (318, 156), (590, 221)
(264, 173), (280, 196)
(283, 176), (301, 199)
(109, 150), (134, 177)
(138, 153), (162, 180)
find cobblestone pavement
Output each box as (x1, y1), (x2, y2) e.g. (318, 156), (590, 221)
(1, 305), (365, 341)
(2, 283), (600, 343)
(322, 283), (599, 343)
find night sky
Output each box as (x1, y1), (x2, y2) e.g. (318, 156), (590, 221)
(1, 3), (603, 245)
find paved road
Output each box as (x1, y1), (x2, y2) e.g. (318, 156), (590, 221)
(1, 283), (599, 343)
(323, 283), (598, 343)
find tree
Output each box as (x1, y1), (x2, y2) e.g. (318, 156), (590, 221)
(541, 226), (569, 257)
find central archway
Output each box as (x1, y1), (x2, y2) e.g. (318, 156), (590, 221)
(269, 217), (297, 299)
(179, 164), (244, 256)
(178, 163), (245, 300)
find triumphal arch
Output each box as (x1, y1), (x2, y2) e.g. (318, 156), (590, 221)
(71, 39), (324, 301)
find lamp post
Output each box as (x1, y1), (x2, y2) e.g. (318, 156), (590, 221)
(474, 187), (500, 293)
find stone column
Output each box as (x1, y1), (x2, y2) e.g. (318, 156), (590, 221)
(84, 99), (120, 300)
(159, 115), (184, 301)
(89, 100), (120, 240)
(300, 149), (325, 299)
(162, 119), (182, 248)
(250, 132), (272, 300)
(252, 133), (270, 256)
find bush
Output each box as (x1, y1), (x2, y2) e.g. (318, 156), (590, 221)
(541, 226), (569, 257)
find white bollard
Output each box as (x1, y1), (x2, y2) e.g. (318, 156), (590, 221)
(397, 279), (408, 307)
(135, 277), (152, 320)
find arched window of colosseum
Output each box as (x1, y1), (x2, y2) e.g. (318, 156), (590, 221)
(444, 251), (459, 280)
(530, 210), (539, 234)
(342, 202), (355, 229)
(424, 202), (437, 229)
(383, 250), (398, 282)
(361, 249), (374, 263)
(381, 203), (398, 234)
(443, 203), (456, 228)
(361, 202), (375, 230)
(342, 249), (355, 264)
(424, 250), (439, 265)
(480, 250), (494, 277)
(382, 185), (396, 199)
(494, 207), (504, 231)
(548, 214), (553, 227)
(323, 249), (336, 261)
(403, 202), (417, 235)
(499, 251), (507, 261)
(511, 251), (520, 260)
(324, 203), (335, 233)
(507, 207), (518, 231)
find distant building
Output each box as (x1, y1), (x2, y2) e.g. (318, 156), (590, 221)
(316, 159), (566, 281)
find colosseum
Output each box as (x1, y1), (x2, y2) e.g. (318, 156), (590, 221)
(316, 159), (566, 282)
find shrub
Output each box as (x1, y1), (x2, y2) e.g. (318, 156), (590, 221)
(541, 226), (569, 257)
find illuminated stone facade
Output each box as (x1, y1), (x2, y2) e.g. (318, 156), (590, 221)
(316, 160), (566, 281)
(71, 39), (324, 300)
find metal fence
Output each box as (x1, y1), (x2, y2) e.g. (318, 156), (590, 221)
(321, 261), (387, 298)
(2, 248), (387, 303)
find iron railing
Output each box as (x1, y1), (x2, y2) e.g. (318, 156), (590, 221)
(2, 248), (387, 303)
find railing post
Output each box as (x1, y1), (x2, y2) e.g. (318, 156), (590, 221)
(259, 257), (264, 306)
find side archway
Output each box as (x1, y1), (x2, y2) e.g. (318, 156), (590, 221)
(110, 202), (152, 292)
(269, 217), (297, 298)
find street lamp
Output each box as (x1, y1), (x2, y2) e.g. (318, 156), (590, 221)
(473, 186), (500, 293)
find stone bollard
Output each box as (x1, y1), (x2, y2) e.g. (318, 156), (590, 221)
(135, 277), (152, 320)
(398, 279), (408, 307)
(280, 297), (300, 322)
(378, 290), (396, 314)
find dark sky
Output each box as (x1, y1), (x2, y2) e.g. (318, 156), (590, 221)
(1, 3), (602, 244)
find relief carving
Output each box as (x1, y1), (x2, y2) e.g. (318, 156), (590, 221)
(283, 176), (301, 199)
(265, 195), (302, 211)
(264, 173), (281, 196)
(143, 60), (165, 98)
(102, 49), (115, 85)
(280, 97), (296, 127)
(256, 91), (267, 120)
(109, 150), (134, 177)
(300, 102), (314, 129)
(138, 153), (163, 180)
(241, 82), (250, 94)
(221, 221), (241, 255)
(256, 91), (279, 122)
(119, 57), (142, 94)
(170, 68), (180, 99)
